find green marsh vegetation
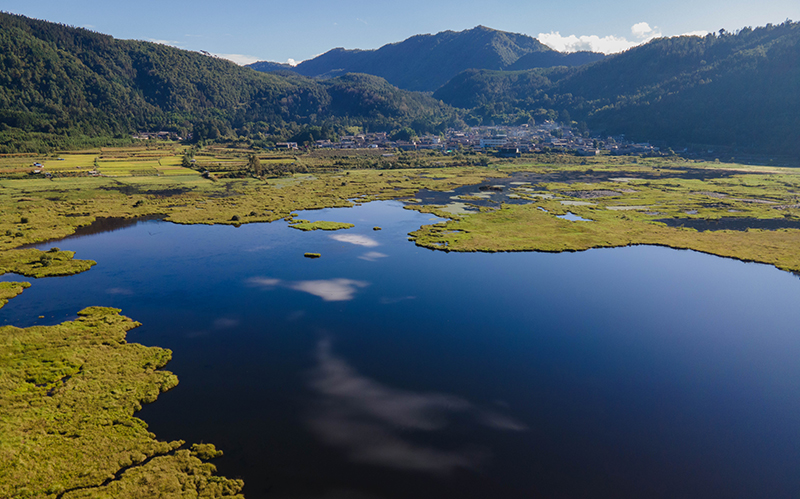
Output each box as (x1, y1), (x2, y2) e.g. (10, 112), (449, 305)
(0, 281), (30, 309)
(2, 145), (800, 496)
(0, 146), (501, 497)
(409, 156), (800, 273)
(0, 306), (244, 498)
(289, 220), (356, 231)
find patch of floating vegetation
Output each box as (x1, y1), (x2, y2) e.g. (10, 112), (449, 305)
(304, 252), (322, 258)
(289, 219), (355, 231)
(0, 306), (244, 498)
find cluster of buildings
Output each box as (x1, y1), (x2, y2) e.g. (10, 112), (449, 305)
(134, 123), (662, 157)
(310, 132), (445, 151)
(132, 131), (187, 141)
(299, 124), (661, 157)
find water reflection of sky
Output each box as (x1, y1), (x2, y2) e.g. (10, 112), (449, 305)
(248, 276), (370, 302)
(308, 338), (526, 473)
(2, 200), (800, 498)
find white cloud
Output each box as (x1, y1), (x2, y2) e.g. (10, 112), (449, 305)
(538, 31), (634, 54)
(681, 30), (710, 37)
(330, 234), (380, 247)
(148, 38), (181, 47)
(631, 22), (654, 38)
(538, 22), (662, 55)
(286, 58), (299, 67)
(214, 53), (263, 65)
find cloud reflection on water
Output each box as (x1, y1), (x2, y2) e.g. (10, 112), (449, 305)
(330, 234), (380, 247)
(358, 251), (387, 262)
(289, 279), (369, 302)
(213, 318), (239, 329)
(247, 277), (369, 302)
(307, 339), (526, 474)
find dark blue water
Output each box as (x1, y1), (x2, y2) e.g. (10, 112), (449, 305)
(3, 200), (800, 499)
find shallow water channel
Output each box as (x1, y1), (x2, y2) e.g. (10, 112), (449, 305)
(3, 200), (800, 498)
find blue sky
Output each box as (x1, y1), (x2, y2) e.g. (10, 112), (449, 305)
(3, 0), (798, 64)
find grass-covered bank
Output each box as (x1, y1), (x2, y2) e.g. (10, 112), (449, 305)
(408, 159), (800, 273)
(0, 306), (244, 498)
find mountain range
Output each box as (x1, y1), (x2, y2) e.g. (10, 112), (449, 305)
(248, 26), (605, 92)
(435, 21), (800, 155)
(0, 12), (458, 152)
(1, 12), (798, 157)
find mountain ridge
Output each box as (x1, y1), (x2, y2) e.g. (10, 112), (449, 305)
(248, 26), (605, 91)
(434, 22), (800, 155)
(0, 12), (460, 152)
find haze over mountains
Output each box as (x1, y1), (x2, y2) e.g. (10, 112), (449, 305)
(248, 26), (605, 92)
(1, 12), (798, 156)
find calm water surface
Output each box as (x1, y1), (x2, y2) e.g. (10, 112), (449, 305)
(3, 200), (800, 498)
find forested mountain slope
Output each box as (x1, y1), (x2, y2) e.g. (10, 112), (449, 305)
(0, 13), (458, 152)
(435, 22), (800, 155)
(249, 26), (605, 92)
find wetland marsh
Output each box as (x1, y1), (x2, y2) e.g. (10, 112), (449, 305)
(2, 148), (800, 497)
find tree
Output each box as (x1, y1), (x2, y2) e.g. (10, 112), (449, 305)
(181, 153), (193, 168)
(247, 154), (264, 176)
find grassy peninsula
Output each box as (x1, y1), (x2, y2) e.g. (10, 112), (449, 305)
(0, 305), (243, 498)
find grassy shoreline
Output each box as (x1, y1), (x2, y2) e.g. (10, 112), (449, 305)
(0, 306), (244, 498)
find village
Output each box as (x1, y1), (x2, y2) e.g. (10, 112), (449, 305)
(270, 123), (661, 157)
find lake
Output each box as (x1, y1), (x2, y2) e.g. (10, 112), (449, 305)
(3, 200), (800, 498)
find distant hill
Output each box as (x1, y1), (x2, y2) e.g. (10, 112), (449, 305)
(434, 22), (800, 155)
(0, 13), (459, 152)
(248, 61), (295, 72)
(248, 26), (605, 92)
